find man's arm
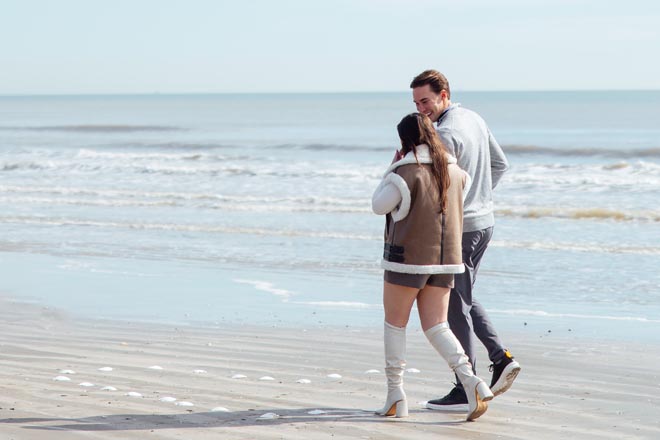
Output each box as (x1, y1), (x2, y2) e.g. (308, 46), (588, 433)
(489, 129), (508, 189)
(437, 129), (459, 159)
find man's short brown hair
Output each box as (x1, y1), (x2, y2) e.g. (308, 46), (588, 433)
(410, 70), (451, 99)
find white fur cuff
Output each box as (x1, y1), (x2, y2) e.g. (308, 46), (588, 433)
(384, 173), (411, 222)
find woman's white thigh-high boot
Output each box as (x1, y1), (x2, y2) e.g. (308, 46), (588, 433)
(375, 321), (409, 417)
(424, 322), (494, 421)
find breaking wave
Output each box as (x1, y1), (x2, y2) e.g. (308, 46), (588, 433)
(503, 144), (660, 158)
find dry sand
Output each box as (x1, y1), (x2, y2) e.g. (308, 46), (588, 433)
(1, 296), (659, 439)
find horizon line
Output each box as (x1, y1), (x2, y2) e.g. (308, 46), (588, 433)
(1, 88), (660, 98)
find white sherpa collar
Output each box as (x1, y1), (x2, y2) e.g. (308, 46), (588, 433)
(383, 144), (456, 177)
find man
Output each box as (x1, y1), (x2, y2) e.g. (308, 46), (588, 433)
(410, 69), (521, 411)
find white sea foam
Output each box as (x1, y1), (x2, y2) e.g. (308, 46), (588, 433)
(507, 161), (660, 191)
(234, 279), (296, 301)
(100, 386), (118, 391)
(489, 309), (660, 323)
(58, 158), (380, 181)
(327, 374), (342, 379)
(98, 367), (113, 372)
(211, 407), (229, 412)
(292, 301), (378, 309)
(0, 216), (379, 240)
(6, 179), (660, 221)
(160, 396), (177, 402)
(53, 376), (71, 381)
(296, 379), (312, 384)
(490, 240), (660, 255)
(0, 195), (179, 209)
(0, 184), (219, 201)
(0, 185), (366, 209)
(175, 401), (194, 407)
(6, 213), (660, 259)
(126, 392), (143, 398)
(0, 193), (370, 214)
(79, 382), (95, 387)
(77, 149), (208, 162)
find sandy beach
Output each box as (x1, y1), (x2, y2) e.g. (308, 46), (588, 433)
(0, 296), (658, 440)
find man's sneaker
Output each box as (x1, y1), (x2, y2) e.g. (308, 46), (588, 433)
(489, 350), (521, 396)
(425, 385), (469, 412)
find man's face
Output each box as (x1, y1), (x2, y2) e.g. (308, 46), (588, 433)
(412, 84), (449, 122)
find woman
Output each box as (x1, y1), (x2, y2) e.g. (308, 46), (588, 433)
(371, 113), (493, 422)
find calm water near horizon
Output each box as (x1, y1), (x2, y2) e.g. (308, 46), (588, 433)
(1, 91), (659, 343)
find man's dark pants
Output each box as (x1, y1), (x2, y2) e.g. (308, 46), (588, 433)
(448, 226), (506, 386)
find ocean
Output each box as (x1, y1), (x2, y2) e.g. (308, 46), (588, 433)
(1, 91), (659, 342)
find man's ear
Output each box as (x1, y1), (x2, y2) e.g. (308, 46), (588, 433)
(440, 89), (449, 101)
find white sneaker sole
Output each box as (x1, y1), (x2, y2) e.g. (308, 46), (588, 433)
(490, 361), (521, 396)
(424, 401), (469, 412)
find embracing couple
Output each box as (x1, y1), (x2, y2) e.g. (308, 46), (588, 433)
(371, 69), (521, 421)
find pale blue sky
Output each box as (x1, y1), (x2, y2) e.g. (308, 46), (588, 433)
(1, 0), (659, 94)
